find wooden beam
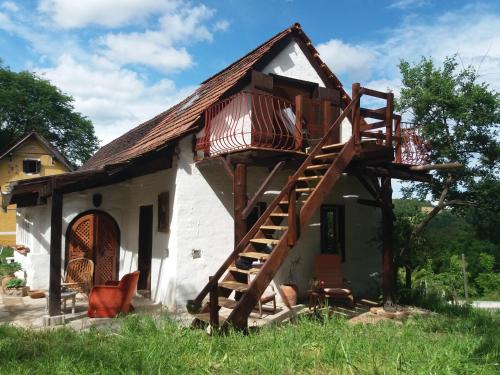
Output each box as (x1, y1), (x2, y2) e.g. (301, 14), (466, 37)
(409, 162), (462, 172)
(234, 164), (247, 246)
(242, 161), (285, 219)
(357, 198), (382, 208)
(381, 177), (395, 305)
(287, 176), (297, 246)
(48, 188), (63, 316)
(364, 166), (432, 183)
(218, 156), (234, 179)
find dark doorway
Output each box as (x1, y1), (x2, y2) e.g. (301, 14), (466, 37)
(138, 205), (153, 293)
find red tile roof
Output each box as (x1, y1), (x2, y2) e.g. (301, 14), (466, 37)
(81, 23), (345, 171)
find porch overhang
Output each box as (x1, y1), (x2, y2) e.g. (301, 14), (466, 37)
(2, 146), (174, 210)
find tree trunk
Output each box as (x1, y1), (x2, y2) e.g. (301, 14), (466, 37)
(405, 265), (412, 289)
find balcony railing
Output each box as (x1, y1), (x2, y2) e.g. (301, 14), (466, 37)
(398, 122), (430, 165)
(196, 91), (302, 156)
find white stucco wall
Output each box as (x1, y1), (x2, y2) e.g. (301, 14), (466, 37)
(262, 40), (326, 88)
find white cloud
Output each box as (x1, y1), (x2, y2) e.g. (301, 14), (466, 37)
(99, 32), (193, 73)
(214, 20), (230, 32)
(1, 1), (19, 12)
(38, 0), (178, 29)
(317, 39), (376, 82)
(97, 3), (220, 72)
(388, 0), (430, 9)
(37, 55), (196, 145)
(319, 5), (500, 95)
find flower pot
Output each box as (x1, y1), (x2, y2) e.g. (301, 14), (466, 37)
(1, 275), (15, 293)
(280, 283), (299, 306)
(4, 286), (29, 297)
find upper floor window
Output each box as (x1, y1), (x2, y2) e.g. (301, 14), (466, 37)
(23, 159), (41, 174)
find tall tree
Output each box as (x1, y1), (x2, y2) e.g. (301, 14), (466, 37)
(0, 62), (99, 166)
(396, 56), (500, 286)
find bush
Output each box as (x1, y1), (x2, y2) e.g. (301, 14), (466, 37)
(476, 273), (500, 297)
(6, 278), (25, 288)
(0, 262), (22, 277)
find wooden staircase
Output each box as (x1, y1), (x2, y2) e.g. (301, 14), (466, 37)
(190, 84), (396, 330)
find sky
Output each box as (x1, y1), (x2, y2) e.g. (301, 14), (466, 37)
(1, 0), (499, 146)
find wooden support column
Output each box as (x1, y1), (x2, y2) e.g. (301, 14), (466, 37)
(351, 83), (361, 152)
(294, 95), (303, 150)
(381, 176), (395, 306)
(209, 276), (219, 328)
(48, 189), (63, 316)
(233, 163), (247, 246)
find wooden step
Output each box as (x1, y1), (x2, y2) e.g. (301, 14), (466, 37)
(228, 266), (260, 275)
(250, 238), (280, 245)
(238, 251), (270, 260)
(298, 175), (323, 181)
(314, 152), (339, 160)
(296, 187), (315, 193)
(260, 225), (288, 231)
(219, 281), (249, 293)
(306, 164), (329, 171)
(322, 142), (346, 152)
(209, 296), (238, 309)
(194, 313), (227, 323)
(270, 212), (288, 217)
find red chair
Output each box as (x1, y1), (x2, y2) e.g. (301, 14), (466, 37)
(314, 255), (354, 307)
(87, 271), (140, 318)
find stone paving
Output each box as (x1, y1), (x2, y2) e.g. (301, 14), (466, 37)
(0, 292), (163, 330)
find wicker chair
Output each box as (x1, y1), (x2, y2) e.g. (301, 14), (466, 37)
(62, 257), (94, 295)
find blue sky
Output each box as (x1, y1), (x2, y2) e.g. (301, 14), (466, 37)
(1, 0), (499, 145)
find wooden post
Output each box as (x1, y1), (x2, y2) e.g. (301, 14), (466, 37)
(234, 163), (247, 246)
(48, 189), (63, 316)
(385, 92), (394, 147)
(287, 177), (297, 246)
(209, 276), (219, 328)
(381, 177), (395, 306)
(394, 115), (402, 163)
(461, 254), (469, 302)
(294, 95), (303, 150)
(351, 83), (361, 151)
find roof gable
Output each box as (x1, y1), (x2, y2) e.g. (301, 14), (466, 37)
(0, 132), (73, 171)
(81, 23), (347, 172)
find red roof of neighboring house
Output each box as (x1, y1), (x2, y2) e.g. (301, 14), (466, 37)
(81, 23), (345, 171)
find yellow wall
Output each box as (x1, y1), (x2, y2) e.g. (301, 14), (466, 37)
(0, 137), (70, 246)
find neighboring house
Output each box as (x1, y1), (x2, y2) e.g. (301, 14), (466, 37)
(3, 24), (431, 326)
(0, 132), (72, 246)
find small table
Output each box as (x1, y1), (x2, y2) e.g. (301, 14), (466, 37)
(308, 289), (325, 311)
(45, 291), (77, 315)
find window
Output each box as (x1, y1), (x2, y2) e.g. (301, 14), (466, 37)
(320, 205), (345, 260)
(23, 159), (41, 174)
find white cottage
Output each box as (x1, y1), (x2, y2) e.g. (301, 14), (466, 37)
(3, 23), (430, 328)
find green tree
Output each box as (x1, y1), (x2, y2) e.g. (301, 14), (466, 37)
(395, 56), (500, 289)
(0, 62), (99, 166)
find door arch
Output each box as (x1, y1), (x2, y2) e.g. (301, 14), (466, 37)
(66, 210), (120, 285)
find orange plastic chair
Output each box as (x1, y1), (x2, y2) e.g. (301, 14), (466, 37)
(87, 271), (140, 318)
(314, 254), (354, 306)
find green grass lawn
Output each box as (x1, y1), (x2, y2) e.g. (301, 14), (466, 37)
(0, 305), (498, 374)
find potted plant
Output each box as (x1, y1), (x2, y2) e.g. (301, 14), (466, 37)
(0, 261), (22, 292)
(280, 256), (301, 306)
(4, 277), (28, 297)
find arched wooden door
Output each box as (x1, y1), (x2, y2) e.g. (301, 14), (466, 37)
(67, 211), (120, 285)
